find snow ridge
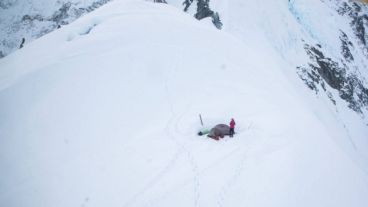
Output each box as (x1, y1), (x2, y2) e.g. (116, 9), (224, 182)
(0, 0), (111, 58)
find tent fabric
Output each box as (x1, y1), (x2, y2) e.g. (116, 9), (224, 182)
(208, 124), (231, 140)
(198, 128), (210, 136)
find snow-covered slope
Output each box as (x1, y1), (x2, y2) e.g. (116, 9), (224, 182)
(1, 0), (368, 207)
(195, 0), (368, 174)
(169, 0), (368, 122)
(0, 0), (111, 58)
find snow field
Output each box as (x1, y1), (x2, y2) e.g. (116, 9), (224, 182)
(0, 0), (368, 207)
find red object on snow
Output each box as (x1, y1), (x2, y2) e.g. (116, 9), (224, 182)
(230, 119), (236, 129)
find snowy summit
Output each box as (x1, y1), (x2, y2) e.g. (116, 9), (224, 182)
(0, 0), (368, 207)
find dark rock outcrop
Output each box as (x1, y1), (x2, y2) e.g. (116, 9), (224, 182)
(337, 1), (368, 57)
(293, 1), (368, 116)
(183, 0), (222, 29)
(340, 30), (354, 62)
(298, 44), (368, 113)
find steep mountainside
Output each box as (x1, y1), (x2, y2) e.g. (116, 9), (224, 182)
(164, 0), (368, 128)
(167, 0), (368, 121)
(1, 0), (368, 207)
(0, 0), (111, 58)
(165, 0), (368, 168)
(291, 0), (368, 116)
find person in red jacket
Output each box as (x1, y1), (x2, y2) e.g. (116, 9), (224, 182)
(229, 118), (236, 137)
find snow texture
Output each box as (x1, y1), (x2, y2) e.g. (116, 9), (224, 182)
(0, 0), (111, 58)
(0, 0), (368, 207)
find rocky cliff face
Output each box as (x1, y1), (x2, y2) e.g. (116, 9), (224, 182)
(294, 0), (368, 118)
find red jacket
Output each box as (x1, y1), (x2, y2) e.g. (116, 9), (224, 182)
(230, 119), (236, 129)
